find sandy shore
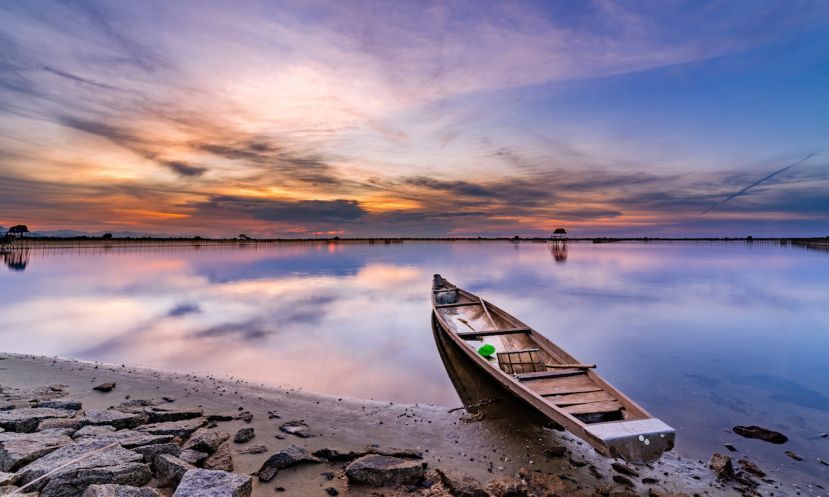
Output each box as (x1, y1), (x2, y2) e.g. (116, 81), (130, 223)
(0, 353), (777, 497)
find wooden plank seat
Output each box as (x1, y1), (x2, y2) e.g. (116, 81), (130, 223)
(457, 327), (531, 339)
(528, 374), (601, 396)
(547, 390), (615, 407)
(435, 301), (482, 308)
(562, 400), (623, 415)
(515, 369), (584, 381)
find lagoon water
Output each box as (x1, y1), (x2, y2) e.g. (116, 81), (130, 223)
(1, 241), (827, 485)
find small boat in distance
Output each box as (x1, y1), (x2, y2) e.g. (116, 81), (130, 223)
(431, 274), (675, 463)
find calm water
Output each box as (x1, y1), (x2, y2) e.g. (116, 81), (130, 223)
(1, 241), (827, 485)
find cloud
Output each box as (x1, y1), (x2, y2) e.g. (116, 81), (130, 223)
(167, 302), (202, 317)
(164, 161), (207, 177)
(193, 196), (367, 223)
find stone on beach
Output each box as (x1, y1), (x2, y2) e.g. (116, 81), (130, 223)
(72, 425), (173, 449)
(172, 469), (252, 497)
(40, 463), (151, 497)
(737, 458), (766, 478)
(93, 383), (117, 393)
(0, 472), (19, 486)
(235, 445), (267, 455)
(181, 429), (229, 454)
(136, 418), (205, 438)
(486, 476), (527, 497)
(312, 448), (365, 462)
(434, 468), (487, 497)
(155, 454), (195, 489)
(257, 445), (321, 482)
(517, 467), (575, 497)
(82, 410), (149, 430)
(0, 408), (77, 433)
(202, 442), (233, 471)
(142, 407), (203, 424)
(366, 445), (423, 459)
(132, 443), (181, 465)
(709, 453), (734, 480)
(611, 462), (640, 478)
(232, 428), (254, 443)
(732, 425), (788, 444)
(278, 420), (312, 438)
(35, 400), (83, 411)
(16, 439), (145, 489)
(178, 449), (208, 466)
(344, 454), (424, 487)
(0, 429), (73, 471)
(38, 417), (88, 431)
(83, 484), (161, 497)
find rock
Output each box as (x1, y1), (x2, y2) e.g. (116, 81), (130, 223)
(611, 462), (639, 478)
(236, 445), (267, 455)
(93, 383), (117, 393)
(136, 418), (205, 438)
(820, 432), (828, 438)
(732, 425), (788, 444)
(257, 445), (321, 482)
(162, 397), (176, 403)
(0, 429), (73, 471)
(0, 408), (77, 433)
(819, 457), (829, 466)
(0, 472), (18, 486)
(486, 476), (527, 497)
(784, 450), (802, 461)
(202, 442), (233, 472)
(366, 445), (423, 459)
(132, 443), (181, 465)
(324, 487), (338, 496)
(611, 475), (634, 487)
(737, 458), (766, 478)
(205, 413), (234, 422)
(38, 417), (88, 431)
(233, 428), (254, 444)
(142, 407), (203, 424)
(236, 412), (252, 423)
(155, 454), (195, 489)
(345, 455), (424, 487)
(172, 469), (252, 497)
(115, 400), (155, 411)
(709, 453), (734, 480)
(278, 420), (312, 438)
(83, 484), (161, 497)
(39, 463), (151, 497)
(83, 410), (149, 430)
(73, 426), (173, 449)
(435, 468), (487, 497)
(723, 443), (737, 452)
(181, 429), (229, 454)
(178, 449), (208, 466)
(35, 400), (83, 410)
(16, 439), (146, 490)
(312, 448), (365, 462)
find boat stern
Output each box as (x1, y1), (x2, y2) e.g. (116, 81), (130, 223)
(584, 419), (675, 463)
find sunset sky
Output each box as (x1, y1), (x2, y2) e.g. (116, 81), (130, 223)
(1, 0), (827, 237)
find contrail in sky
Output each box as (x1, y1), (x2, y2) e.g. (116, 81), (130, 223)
(701, 152), (817, 214)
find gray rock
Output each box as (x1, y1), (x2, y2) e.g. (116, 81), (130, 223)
(0, 472), (18, 486)
(38, 417), (88, 431)
(235, 445), (267, 455)
(155, 454), (194, 489)
(278, 420), (311, 438)
(366, 445), (423, 459)
(172, 469), (252, 497)
(132, 443), (180, 465)
(83, 484), (161, 497)
(232, 428), (254, 444)
(486, 476), (527, 497)
(142, 407), (203, 424)
(435, 469), (487, 497)
(93, 383), (117, 393)
(257, 445), (321, 482)
(17, 439), (145, 490)
(312, 448), (365, 462)
(136, 418), (205, 438)
(202, 442), (232, 472)
(40, 462), (151, 497)
(178, 449), (208, 466)
(73, 426), (173, 449)
(0, 408), (77, 433)
(181, 429), (229, 454)
(709, 453), (734, 480)
(82, 410), (149, 430)
(35, 400), (83, 411)
(0, 429), (73, 471)
(344, 455), (424, 487)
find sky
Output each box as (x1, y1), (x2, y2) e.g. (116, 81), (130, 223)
(1, 0), (828, 238)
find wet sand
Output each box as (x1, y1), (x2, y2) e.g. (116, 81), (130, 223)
(0, 352), (779, 497)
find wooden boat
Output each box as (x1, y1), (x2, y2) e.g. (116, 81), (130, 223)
(431, 274), (675, 463)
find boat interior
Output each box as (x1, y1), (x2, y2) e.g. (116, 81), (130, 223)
(433, 278), (648, 425)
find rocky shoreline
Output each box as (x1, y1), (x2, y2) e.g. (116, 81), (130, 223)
(0, 353), (797, 497)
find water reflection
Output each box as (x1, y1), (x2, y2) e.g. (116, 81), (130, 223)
(1, 248), (29, 271)
(0, 241), (827, 486)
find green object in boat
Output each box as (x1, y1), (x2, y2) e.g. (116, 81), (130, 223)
(478, 344), (496, 358)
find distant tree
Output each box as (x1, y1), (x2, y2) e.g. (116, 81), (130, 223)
(552, 228), (567, 239)
(102, 233), (113, 240)
(238, 234), (250, 240)
(8, 225), (29, 237)
(746, 235), (754, 242)
(512, 235), (520, 240)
